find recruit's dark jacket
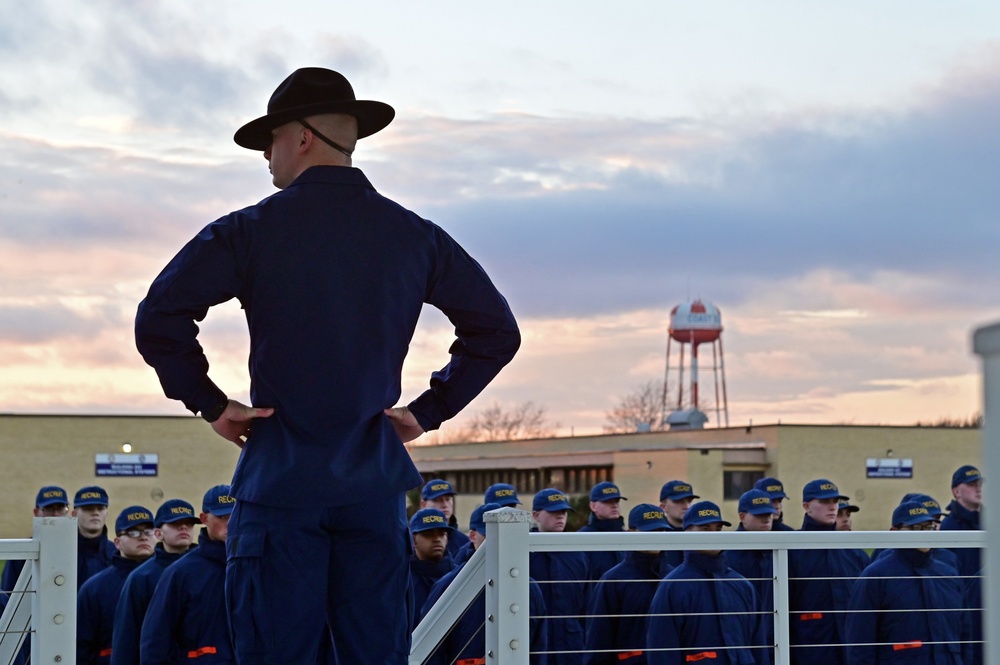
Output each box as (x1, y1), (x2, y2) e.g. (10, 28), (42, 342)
(939, 501), (981, 578)
(78, 528), (118, 588)
(578, 515), (626, 581)
(845, 548), (970, 665)
(584, 551), (672, 665)
(135, 166), (520, 509)
(420, 557), (548, 665)
(409, 554), (456, 631)
(530, 543), (591, 665)
(727, 525), (774, 665)
(646, 551), (761, 665)
(445, 527), (472, 560)
(141, 533), (232, 665)
(787, 516), (869, 665)
(77, 554), (144, 665)
(110, 544), (188, 665)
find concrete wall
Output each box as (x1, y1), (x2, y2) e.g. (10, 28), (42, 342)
(0, 415), (240, 538)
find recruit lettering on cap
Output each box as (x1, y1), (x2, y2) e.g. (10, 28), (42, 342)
(548, 494), (568, 503)
(967, 469), (980, 477)
(495, 489), (515, 497)
(80, 492), (102, 499)
(819, 483), (836, 491)
(422, 514), (446, 525)
(43, 491), (63, 499)
(752, 497), (769, 505)
(674, 485), (691, 493)
(601, 487), (618, 495)
(698, 509), (720, 518)
(217, 496), (236, 504)
(766, 484), (782, 492)
(922, 500), (939, 509)
(430, 483), (450, 491)
(171, 507), (193, 515)
(643, 511), (663, 520)
(127, 511), (152, 521)
(909, 507), (930, 517)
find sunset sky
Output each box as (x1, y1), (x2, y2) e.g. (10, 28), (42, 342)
(2, 2), (998, 437)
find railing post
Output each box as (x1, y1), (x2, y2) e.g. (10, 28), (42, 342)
(484, 507), (531, 665)
(974, 322), (1000, 665)
(31, 516), (76, 664)
(773, 547), (791, 665)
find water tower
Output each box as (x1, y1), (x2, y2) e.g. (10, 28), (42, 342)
(661, 299), (729, 429)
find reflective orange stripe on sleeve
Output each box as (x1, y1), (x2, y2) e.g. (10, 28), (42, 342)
(456, 659), (486, 665)
(188, 646), (218, 659)
(617, 652), (644, 661)
(893, 641), (923, 651)
(98, 648), (113, 657)
(800, 613), (823, 621)
(685, 652), (717, 662)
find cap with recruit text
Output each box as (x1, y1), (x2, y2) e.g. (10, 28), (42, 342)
(838, 501), (860, 514)
(115, 505), (154, 533)
(628, 504), (670, 531)
(422, 479), (456, 500)
(952, 465), (983, 488)
(155, 499), (198, 527)
(902, 493), (943, 519)
(35, 486), (69, 508)
(738, 489), (779, 515)
(683, 500), (732, 529)
(802, 479), (848, 502)
(892, 501), (935, 527)
(753, 477), (788, 500)
(590, 481), (626, 502)
(74, 486), (109, 508)
(484, 483), (521, 507)
(533, 488), (574, 512)
(202, 484), (236, 517)
(660, 480), (699, 502)
(409, 508), (454, 534)
(469, 503), (502, 534)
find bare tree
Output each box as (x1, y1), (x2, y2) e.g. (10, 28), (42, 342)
(604, 380), (666, 433)
(434, 401), (555, 443)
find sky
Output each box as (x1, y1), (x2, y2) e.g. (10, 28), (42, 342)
(2, 1), (999, 438)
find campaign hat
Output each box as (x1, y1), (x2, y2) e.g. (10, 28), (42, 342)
(683, 500), (732, 529)
(485, 483), (521, 507)
(234, 68), (395, 150)
(532, 488), (574, 512)
(115, 506), (154, 533)
(74, 486), (109, 507)
(892, 501), (935, 527)
(202, 484), (236, 517)
(469, 503), (502, 534)
(952, 465), (983, 488)
(802, 479), (848, 502)
(659, 480), (699, 502)
(409, 508), (454, 534)
(422, 479), (456, 500)
(35, 486), (69, 508)
(628, 504), (670, 531)
(753, 477), (788, 500)
(590, 481), (626, 502)
(738, 489), (779, 515)
(154, 499), (198, 527)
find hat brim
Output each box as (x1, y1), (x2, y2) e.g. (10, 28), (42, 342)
(234, 100), (395, 151)
(75, 500), (109, 507)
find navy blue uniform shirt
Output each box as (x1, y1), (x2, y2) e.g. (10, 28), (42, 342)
(77, 554), (144, 665)
(578, 515), (626, 581)
(727, 525), (775, 665)
(940, 501), (982, 578)
(141, 532), (231, 665)
(408, 554), (456, 631)
(78, 528), (118, 588)
(530, 545), (591, 665)
(135, 166), (520, 508)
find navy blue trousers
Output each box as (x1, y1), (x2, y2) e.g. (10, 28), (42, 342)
(226, 494), (410, 664)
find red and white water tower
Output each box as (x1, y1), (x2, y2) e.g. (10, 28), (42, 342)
(661, 299), (729, 429)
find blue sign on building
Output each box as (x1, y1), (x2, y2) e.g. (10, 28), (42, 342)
(96, 453), (159, 477)
(866, 457), (913, 479)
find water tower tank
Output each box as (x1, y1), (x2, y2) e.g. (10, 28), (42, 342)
(669, 300), (722, 345)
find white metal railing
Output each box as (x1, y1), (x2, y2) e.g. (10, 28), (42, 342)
(0, 517), (78, 665)
(412, 518), (985, 665)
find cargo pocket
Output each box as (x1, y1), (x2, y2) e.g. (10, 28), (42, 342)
(226, 529), (269, 658)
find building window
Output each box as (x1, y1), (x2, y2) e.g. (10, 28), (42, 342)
(723, 470), (765, 501)
(420, 466), (612, 498)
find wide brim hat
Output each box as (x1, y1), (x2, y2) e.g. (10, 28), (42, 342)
(234, 67), (395, 151)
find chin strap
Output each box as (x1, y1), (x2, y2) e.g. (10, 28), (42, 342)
(299, 119), (353, 157)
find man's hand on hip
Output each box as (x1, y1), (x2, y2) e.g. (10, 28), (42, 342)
(384, 406), (425, 443)
(210, 400), (275, 448)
